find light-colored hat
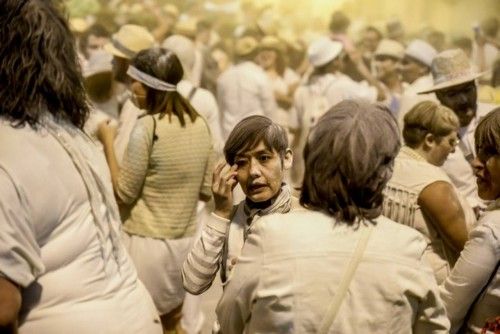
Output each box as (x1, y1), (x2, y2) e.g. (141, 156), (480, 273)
(235, 36), (259, 57)
(418, 49), (486, 94)
(69, 18), (89, 33)
(104, 24), (155, 59)
(307, 37), (343, 67)
(174, 17), (198, 39)
(374, 39), (405, 60)
(162, 35), (195, 77)
(404, 39), (437, 67)
(259, 36), (285, 54)
(83, 50), (112, 78)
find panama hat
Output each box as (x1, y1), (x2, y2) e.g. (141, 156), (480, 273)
(418, 49), (487, 94)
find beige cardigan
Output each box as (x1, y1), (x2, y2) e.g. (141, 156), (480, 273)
(118, 114), (212, 239)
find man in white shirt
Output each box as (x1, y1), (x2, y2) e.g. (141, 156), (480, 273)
(419, 49), (498, 210)
(217, 36), (277, 140)
(289, 37), (377, 187)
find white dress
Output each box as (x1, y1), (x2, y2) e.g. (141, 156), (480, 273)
(0, 117), (161, 334)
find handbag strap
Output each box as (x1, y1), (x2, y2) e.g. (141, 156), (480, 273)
(318, 223), (374, 334)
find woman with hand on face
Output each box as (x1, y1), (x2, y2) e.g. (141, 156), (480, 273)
(383, 100), (476, 284)
(182, 115), (298, 294)
(97, 47), (213, 333)
(440, 107), (500, 334)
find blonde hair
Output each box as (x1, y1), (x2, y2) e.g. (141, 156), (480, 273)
(403, 101), (459, 148)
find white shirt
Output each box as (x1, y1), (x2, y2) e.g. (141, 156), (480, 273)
(0, 117), (161, 334)
(178, 80), (223, 154)
(440, 208), (500, 333)
(217, 61), (277, 140)
(398, 74), (438, 132)
(289, 72), (376, 187)
(114, 98), (143, 165)
(441, 102), (497, 209)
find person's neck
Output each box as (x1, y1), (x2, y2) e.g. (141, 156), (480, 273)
(411, 145), (434, 165)
(246, 188), (282, 210)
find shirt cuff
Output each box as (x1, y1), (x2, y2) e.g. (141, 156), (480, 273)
(207, 212), (231, 234)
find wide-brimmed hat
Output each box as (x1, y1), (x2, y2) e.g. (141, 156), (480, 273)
(374, 39), (405, 60)
(104, 24), (155, 59)
(307, 37), (343, 67)
(235, 36), (259, 57)
(405, 39), (437, 67)
(418, 49), (487, 94)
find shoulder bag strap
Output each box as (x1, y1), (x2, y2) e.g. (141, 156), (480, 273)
(318, 223), (374, 334)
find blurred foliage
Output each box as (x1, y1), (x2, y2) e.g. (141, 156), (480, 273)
(66, 0), (101, 17)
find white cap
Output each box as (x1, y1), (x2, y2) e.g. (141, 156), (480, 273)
(405, 39), (437, 67)
(162, 34), (196, 78)
(83, 50), (112, 78)
(307, 37), (343, 67)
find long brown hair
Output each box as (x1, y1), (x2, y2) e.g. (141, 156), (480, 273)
(0, 0), (89, 128)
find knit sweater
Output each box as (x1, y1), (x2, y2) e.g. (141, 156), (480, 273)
(118, 113), (213, 239)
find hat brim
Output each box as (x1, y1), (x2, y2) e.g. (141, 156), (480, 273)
(417, 71), (487, 94)
(103, 43), (128, 59)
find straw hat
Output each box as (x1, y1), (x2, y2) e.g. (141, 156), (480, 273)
(307, 37), (343, 67)
(405, 39), (437, 67)
(418, 49), (486, 94)
(260, 36), (286, 54)
(103, 24), (155, 59)
(83, 50), (112, 78)
(374, 39), (405, 60)
(235, 36), (259, 57)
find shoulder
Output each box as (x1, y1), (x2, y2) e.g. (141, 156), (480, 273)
(371, 216), (428, 258)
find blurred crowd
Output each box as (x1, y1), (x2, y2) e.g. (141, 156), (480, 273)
(0, 1), (499, 334)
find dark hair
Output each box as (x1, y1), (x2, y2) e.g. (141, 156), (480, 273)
(84, 72), (114, 103)
(131, 48), (198, 127)
(300, 100), (400, 225)
(0, 0), (89, 129)
(475, 106), (500, 157)
(80, 23), (110, 58)
(328, 11), (350, 34)
(224, 115), (288, 165)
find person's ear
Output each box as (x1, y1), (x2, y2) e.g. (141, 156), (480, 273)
(423, 133), (437, 150)
(283, 148), (293, 170)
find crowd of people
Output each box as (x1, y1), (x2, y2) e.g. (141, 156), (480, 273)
(0, 0), (499, 333)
